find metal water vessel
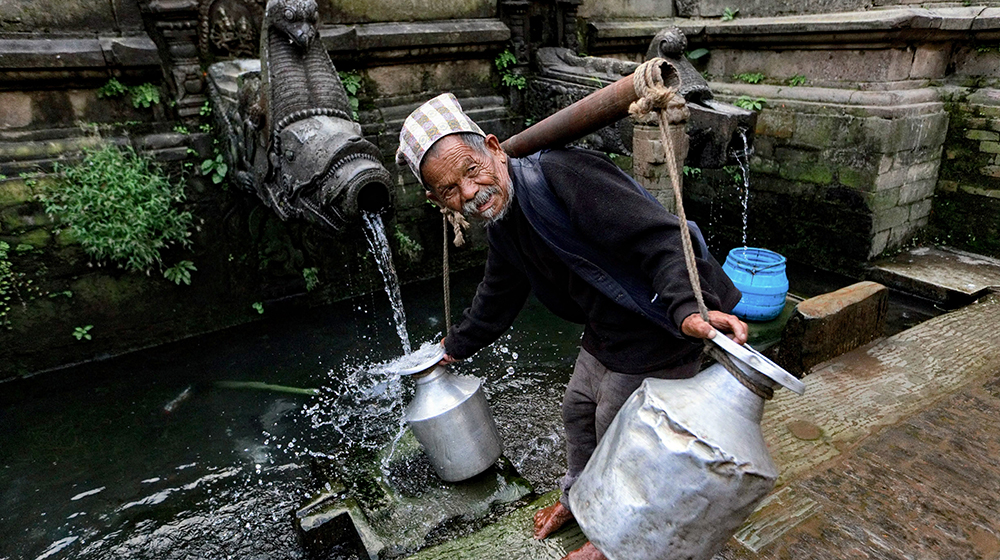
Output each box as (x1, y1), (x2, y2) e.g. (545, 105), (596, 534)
(569, 332), (805, 560)
(397, 345), (504, 482)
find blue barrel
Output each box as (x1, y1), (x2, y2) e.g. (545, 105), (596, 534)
(722, 247), (788, 322)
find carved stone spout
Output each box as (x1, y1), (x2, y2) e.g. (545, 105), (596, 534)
(206, 0), (392, 232)
(646, 26), (756, 168)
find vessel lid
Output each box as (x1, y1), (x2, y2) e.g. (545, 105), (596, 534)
(391, 343), (446, 376)
(709, 331), (805, 395)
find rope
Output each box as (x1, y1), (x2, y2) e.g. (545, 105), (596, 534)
(630, 58), (773, 400)
(441, 208), (470, 332)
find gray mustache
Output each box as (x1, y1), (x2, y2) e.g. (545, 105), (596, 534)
(462, 186), (496, 215)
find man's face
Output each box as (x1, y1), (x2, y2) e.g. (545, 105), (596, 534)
(421, 135), (513, 223)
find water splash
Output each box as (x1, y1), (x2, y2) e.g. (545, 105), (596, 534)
(361, 211), (411, 355)
(732, 128), (752, 248)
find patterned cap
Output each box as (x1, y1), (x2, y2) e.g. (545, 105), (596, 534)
(396, 93), (486, 185)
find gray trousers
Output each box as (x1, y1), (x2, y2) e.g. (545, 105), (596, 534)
(559, 348), (700, 509)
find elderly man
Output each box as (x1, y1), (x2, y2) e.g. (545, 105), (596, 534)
(396, 93), (747, 560)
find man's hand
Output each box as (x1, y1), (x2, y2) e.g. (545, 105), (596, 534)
(681, 311), (748, 345)
(438, 337), (458, 366)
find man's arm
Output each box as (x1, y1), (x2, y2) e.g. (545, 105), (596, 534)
(443, 248), (532, 361)
(541, 150), (740, 334)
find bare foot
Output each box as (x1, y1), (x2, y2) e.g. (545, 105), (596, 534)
(562, 542), (607, 560)
(533, 500), (574, 540)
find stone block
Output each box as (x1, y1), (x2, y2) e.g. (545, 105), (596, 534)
(867, 187), (900, 213)
(875, 167), (907, 190)
(0, 93), (33, 129)
(838, 166), (873, 189)
(756, 110), (795, 140)
(870, 229), (890, 257)
(938, 180), (958, 192)
(909, 198), (933, 221)
(980, 141), (1000, 154)
(910, 45), (949, 79)
(0, 179), (37, 206)
(965, 129), (999, 142)
(888, 224), (912, 246)
(792, 114), (839, 149)
(899, 179), (936, 205)
(905, 160), (940, 184)
(779, 159), (834, 185)
(981, 165), (1000, 178)
(776, 281), (888, 376)
(873, 205), (909, 232)
(12, 228), (51, 248)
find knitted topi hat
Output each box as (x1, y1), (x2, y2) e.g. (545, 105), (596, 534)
(396, 93), (486, 186)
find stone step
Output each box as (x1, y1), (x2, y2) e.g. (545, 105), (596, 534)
(868, 245), (1000, 306)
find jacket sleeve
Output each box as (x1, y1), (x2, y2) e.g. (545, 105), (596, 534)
(540, 149), (739, 333)
(444, 247), (532, 360)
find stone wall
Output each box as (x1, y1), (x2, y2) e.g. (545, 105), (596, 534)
(591, 7), (999, 271)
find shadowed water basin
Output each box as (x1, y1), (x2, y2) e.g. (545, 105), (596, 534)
(0, 268), (583, 560)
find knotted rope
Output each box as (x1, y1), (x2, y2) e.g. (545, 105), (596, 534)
(442, 208), (470, 331)
(630, 58), (773, 400)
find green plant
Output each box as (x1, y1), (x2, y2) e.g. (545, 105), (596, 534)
(201, 154), (229, 184)
(97, 78), (128, 99)
(252, 301), (264, 314)
(686, 48), (710, 60)
(199, 123), (212, 133)
(788, 74), (807, 87)
(683, 166), (702, 178)
(734, 95), (766, 111)
(0, 241), (40, 329)
(339, 71), (362, 119)
(14, 244), (34, 253)
(173, 125), (190, 135)
(393, 227), (423, 262)
(723, 165), (743, 184)
(200, 101), (213, 117)
(302, 267), (320, 292)
(72, 325), (93, 341)
(722, 7), (739, 20)
(495, 49), (527, 90)
(164, 260), (196, 285)
(43, 144), (194, 273)
(129, 83), (161, 108)
(734, 72), (765, 84)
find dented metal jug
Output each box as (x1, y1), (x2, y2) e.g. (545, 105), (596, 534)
(568, 332), (805, 560)
(397, 345), (503, 482)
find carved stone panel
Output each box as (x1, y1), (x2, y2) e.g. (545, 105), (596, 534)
(199, 0), (265, 59)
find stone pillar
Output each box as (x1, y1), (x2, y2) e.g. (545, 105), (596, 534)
(557, 0), (583, 53)
(142, 0), (207, 120)
(632, 122), (689, 213)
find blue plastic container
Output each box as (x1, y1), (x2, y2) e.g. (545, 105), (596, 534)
(722, 247), (788, 322)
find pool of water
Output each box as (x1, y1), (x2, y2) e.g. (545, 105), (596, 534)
(0, 268), (584, 560)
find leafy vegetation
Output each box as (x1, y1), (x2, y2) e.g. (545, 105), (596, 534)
(339, 71), (362, 119)
(393, 226), (423, 262)
(44, 144), (194, 274)
(686, 48), (710, 60)
(97, 79), (161, 108)
(72, 325), (93, 341)
(302, 267), (320, 292)
(734, 72), (765, 84)
(788, 74), (807, 87)
(722, 7), (739, 21)
(201, 154), (229, 184)
(164, 260), (197, 285)
(252, 302), (264, 314)
(495, 49), (527, 90)
(200, 101), (213, 117)
(683, 166), (702, 178)
(735, 95), (766, 111)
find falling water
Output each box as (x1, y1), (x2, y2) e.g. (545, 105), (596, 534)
(361, 211), (412, 355)
(732, 128), (752, 248)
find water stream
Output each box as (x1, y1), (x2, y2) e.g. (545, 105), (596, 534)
(361, 211), (412, 355)
(732, 128), (752, 248)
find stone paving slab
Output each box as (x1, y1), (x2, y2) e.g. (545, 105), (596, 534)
(869, 246), (1000, 304)
(406, 292), (1000, 560)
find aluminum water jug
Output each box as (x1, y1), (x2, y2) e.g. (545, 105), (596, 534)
(396, 345), (504, 482)
(568, 332), (805, 560)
